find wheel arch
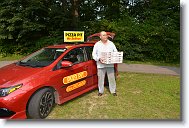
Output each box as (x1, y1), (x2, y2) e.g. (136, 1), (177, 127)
(25, 85), (58, 118)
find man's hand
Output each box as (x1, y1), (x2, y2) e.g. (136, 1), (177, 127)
(99, 58), (104, 63)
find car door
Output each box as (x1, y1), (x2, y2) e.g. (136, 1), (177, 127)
(84, 46), (98, 88)
(50, 47), (94, 103)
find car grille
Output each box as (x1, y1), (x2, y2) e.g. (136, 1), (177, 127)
(0, 108), (15, 117)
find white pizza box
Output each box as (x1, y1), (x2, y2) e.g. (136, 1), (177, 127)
(101, 51), (123, 64)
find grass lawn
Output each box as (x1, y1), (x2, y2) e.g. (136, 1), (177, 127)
(47, 72), (180, 120)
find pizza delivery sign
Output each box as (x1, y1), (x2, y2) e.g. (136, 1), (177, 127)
(64, 31), (84, 42)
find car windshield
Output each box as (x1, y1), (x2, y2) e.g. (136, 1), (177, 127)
(17, 48), (67, 68)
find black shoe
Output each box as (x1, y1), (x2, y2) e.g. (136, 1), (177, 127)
(98, 93), (103, 96)
(113, 93), (117, 96)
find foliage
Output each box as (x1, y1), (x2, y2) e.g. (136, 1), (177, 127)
(18, 35), (64, 55)
(0, 0), (180, 63)
(128, 0), (180, 62)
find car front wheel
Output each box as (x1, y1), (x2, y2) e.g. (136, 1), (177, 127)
(27, 88), (55, 119)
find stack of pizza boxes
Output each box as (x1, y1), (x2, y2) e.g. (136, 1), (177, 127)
(101, 51), (123, 64)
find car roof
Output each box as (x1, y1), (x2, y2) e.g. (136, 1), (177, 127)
(46, 43), (94, 49)
(86, 32), (115, 43)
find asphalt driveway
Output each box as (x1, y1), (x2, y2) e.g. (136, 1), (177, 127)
(118, 63), (180, 76)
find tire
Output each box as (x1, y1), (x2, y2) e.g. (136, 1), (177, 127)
(27, 88), (55, 119)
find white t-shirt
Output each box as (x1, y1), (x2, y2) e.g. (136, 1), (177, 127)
(92, 40), (118, 68)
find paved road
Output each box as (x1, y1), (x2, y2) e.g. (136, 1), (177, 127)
(118, 63), (180, 76)
(0, 61), (17, 68)
(0, 61), (180, 76)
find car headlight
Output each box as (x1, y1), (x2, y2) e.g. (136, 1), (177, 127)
(0, 84), (22, 97)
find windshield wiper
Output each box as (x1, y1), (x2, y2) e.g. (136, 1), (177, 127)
(16, 61), (42, 68)
(29, 64), (44, 68)
(17, 61), (30, 66)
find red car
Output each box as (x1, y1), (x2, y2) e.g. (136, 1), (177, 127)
(0, 32), (117, 119)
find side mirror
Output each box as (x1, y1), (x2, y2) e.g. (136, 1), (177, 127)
(61, 61), (73, 68)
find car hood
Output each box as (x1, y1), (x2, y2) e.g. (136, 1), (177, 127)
(0, 63), (44, 87)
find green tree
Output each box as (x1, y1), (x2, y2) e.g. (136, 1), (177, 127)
(0, 0), (49, 54)
(0, 0), (180, 63)
(129, 0), (180, 62)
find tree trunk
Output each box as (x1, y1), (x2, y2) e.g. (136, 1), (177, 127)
(71, 0), (79, 30)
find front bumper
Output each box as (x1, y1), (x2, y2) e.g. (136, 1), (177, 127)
(0, 102), (27, 119)
(0, 95), (27, 119)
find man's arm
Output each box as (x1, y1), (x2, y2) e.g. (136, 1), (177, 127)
(112, 42), (118, 52)
(92, 43), (100, 61)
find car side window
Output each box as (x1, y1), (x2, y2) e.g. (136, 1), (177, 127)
(53, 47), (86, 70)
(85, 46), (93, 60)
(62, 47), (85, 64)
